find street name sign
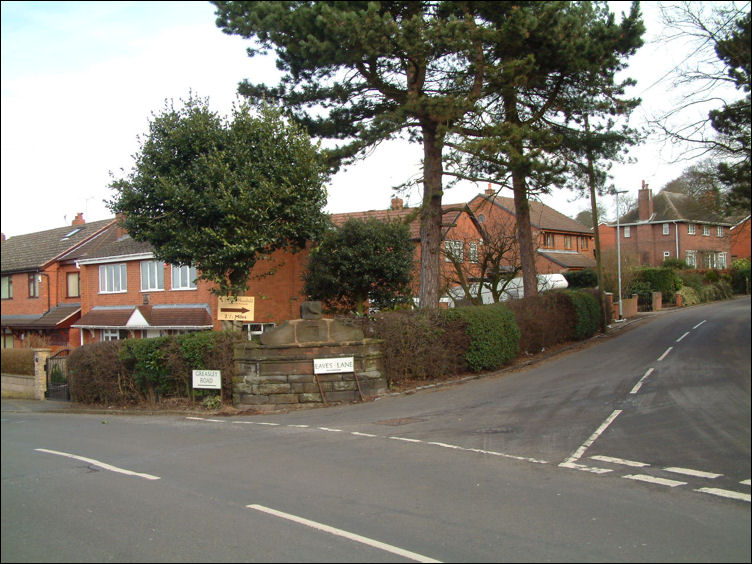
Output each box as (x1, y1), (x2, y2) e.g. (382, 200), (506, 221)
(192, 370), (222, 390)
(313, 357), (354, 374)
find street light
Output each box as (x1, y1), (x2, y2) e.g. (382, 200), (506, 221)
(614, 190), (628, 320)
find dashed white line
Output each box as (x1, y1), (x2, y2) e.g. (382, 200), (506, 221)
(318, 427), (343, 432)
(187, 416), (224, 423)
(676, 332), (690, 343)
(657, 347), (673, 361)
(247, 504), (442, 563)
(623, 474), (686, 487)
(741, 479), (751, 486)
(590, 455), (649, 467)
(351, 431), (377, 437)
(35, 448), (160, 480)
(693, 320), (706, 329)
(389, 436), (423, 443)
(630, 368), (654, 394)
(695, 488), (751, 502)
(664, 467), (722, 479)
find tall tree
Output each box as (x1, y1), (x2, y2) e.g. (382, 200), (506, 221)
(107, 95), (329, 297)
(212, 1), (643, 305)
(445, 2), (644, 298)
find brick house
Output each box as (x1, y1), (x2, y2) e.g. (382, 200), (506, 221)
(1, 214), (116, 350)
(597, 181), (732, 268)
(729, 215), (751, 261)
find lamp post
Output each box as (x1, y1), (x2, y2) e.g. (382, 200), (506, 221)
(614, 190), (627, 320)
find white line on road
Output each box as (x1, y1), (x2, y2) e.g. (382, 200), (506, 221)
(664, 467), (722, 479)
(695, 488), (751, 502)
(186, 416), (224, 423)
(558, 461), (613, 474)
(693, 320), (707, 329)
(389, 436), (423, 443)
(247, 504), (443, 563)
(35, 448), (160, 480)
(318, 427), (343, 432)
(741, 479), (751, 486)
(623, 474), (686, 487)
(657, 347), (673, 361)
(562, 409), (622, 466)
(676, 332), (690, 343)
(590, 455), (649, 467)
(630, 368), (654, 395)
(351, 431), (377, 437)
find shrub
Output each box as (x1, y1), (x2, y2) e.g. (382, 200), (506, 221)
(633, 267), (682, 302)
(441, 303), (520, 372)
(677, 271), (705, 295)
(563, 268), (598, 288)
(68, 341), (139, 405)
(701, 280), (733, 302)
(677, 286), (701, 306)
(730, 258), (751, 294)
(505, 292), (575, 353)
(119, 337), (173, 403)
(0, 349), (35, 375)
(662, 258), (689, 270)
(704, 269), (720, 283)
(563, 290), (601, 340)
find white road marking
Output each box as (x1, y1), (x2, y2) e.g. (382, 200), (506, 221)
(664, 467), (722, 479)
(35, 448), (160, 480)
(695, 488), (751, 502)
(389, 436), (423, 443)
(741, 479), (751, 486)
(288, 424), (309, 428)
(318, 427), (343, 432)
(630, 368), (654, 394)
(657, 347), (673, 361)
(351, 432), (377, 437)
(562, 409), (622, 466)
(559, 461), (613, 474)
(186, 416), (224, 423)
(247, 504), (442, 563)
(676, 332), (690, 343)
(590, 455), (649, 467)
(623, 474), (686, 487)
(693, 320), (706, 329)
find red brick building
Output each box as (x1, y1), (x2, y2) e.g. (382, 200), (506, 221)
(729, 215), (751, 261)
(597, 182), (732, 269)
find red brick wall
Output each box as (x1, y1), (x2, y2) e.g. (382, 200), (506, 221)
(730, 218), (751, 261)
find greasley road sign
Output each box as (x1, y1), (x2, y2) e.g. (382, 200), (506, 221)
(217, 296), (255, 321)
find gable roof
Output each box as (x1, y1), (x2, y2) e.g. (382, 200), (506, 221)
(61, 222), (154, 264)
(619, 190), (731, 225)
(1, 218), (116, 273)
(471, 194), (592, 234)
(73, 305), (213, 330)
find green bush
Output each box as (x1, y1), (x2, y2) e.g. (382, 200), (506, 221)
(677, 271), (705, 295)
(662, 258), (689, 270)
(701, 280), (733, 302)
(563, 268), (598, 288)
(730, 258), (751, 294)
(441, 302), (520, 372)
(505, 292), (575, 354)
(0, 349), (35, 375)
(119, 337), (173, 402)
(633, 267), (682, 302)
(564, 290), (601, 340)
(68, 341), (138, 405)
(704, 269), (720, 283)
(677, 286), (701, 306)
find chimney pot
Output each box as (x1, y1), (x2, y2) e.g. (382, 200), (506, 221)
(390, 197), (403, 210)
(72, 212), (85, 226)
(485, 183), (495, 196)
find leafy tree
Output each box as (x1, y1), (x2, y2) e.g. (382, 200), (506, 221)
(212, 1), (643, 306)
(303, 218), (415, 314)
(107, 95), (329, 297)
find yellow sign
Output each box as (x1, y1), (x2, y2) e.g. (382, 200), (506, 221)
(217, 296), (255, 322)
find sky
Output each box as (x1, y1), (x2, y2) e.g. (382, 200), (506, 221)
(0, 1), (741, 238)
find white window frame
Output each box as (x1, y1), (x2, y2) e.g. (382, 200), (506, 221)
(171, 264), (198, 290)
(564, 235), (573, 249)
(1, 275), (12, 299)
(662, 223), (670, 235)
(101, 329), (124, 341)
(469, 241), (480, 264)
(716, 226), (724, 237)
(718, 252), (727, 269)
(688, 223), (696, 235)
(703, 225), (710, 236)
(99, 263), (127, 293)
(663, 251), (671, 260)
(685, 250), (697, 268)
(444, 240), (464, 263)
(623, 226), (631, 238)
(544, 233), (555, 247)
(140, 260), (164, 291)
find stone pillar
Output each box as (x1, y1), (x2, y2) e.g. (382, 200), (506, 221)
(33, 348), (51, 400)
(651, 291), (662, 311)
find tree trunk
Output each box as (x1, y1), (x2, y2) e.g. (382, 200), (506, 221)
(419, 121), (445, 309)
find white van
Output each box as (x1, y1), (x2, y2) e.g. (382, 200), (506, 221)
(441, 273), (569, 307)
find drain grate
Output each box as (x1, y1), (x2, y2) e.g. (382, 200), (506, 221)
(375, 417), (426, 426)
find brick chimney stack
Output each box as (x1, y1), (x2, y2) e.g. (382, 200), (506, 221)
(115, 213), (129, 239)
(638, 180), (653, 221)
(390, 197), (404, 210)
(72, 212), (85, 226)
(1, 233), (5, 243)
(485, 183), (495, 196)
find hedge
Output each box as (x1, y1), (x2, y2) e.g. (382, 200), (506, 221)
(0, 349), (35, 375)
(564, 290), (601, 340)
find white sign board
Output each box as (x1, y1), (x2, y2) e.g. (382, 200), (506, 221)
(313, 357), (354, 374)
(217, 296), (255, 321)
(192, 370), (222, 389)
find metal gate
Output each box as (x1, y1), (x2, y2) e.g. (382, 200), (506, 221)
(45, 349), (70, 401)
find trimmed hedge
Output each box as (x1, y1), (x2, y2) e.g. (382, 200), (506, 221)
(633, 267), (682, 302)
(563, 268), (598, 288)
(0, 349), (35, 375)
(505, 292), (575, 354)
(564, 290), (601, 340)
(441, 302), (520, 372)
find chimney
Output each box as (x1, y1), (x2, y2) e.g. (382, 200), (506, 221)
(1, 233), (5, 243)
(485, 183), (495, 197)
(390, 197), (403, 210)
(115, 213), (128, 239)
(638, 180), (653, 221)
(72, 212), (85, 226)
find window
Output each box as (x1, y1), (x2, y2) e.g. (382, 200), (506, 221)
(663, 251), (671, 260)
(703, 225), (710, 236)
(716, 226), (724, 237)
(544, 233), (555, 247)
(623, 226), (631, 238)
(101, 329), (127, 341)
(67, 272), (80, 298)
(140, 260), (164, 291)
(1, 276), (13, 300)
(444, 240), (463, 262)
(99, 263), (127, 293)
(718, 252), (727, 269)
(685, 250), (697, 268)
(564, 235), (573, 249)
(688, 224), (696, 235)
(662, 223), (670, 235)
(28, 274), (39, 298)
(171, 264), (197, 290)
(469, 241), (480, 264)
(581, 237), (589, 250)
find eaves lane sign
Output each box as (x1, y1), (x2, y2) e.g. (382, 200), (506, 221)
(217, 296), (255, 322)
